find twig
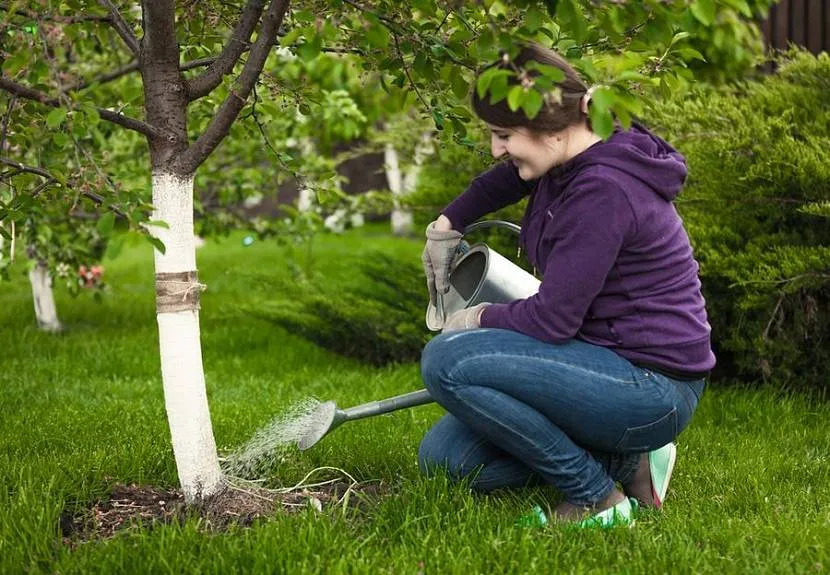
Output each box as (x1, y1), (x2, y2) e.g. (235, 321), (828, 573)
(392, 32), (431, 114)
(730, 272), (830, 288)
(97, 0), (140, 55)
(762, 292), (786, 341)
(0, 95), (15, 153)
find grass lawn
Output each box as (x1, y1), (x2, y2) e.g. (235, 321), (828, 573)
(1, 225), (829, 574)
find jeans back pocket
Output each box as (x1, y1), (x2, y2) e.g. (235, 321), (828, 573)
(614, 407), (678, 453)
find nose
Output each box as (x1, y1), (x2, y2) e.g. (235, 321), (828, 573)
(490, 133), (506, 158)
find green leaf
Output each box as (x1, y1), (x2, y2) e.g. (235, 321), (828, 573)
(589, 106), (614, 139)
(690, 0), (716, 26)
(365, 23), (390, 48)
(489, 74), (510, 104)
(97, 212), (115, 235)
(590, 87), (615, 114)
(146, 235), (166, 254)
(476, 68), (510, 99)
(669, 31), (691, 47)
(451, 70), (469, 99)
(145, 220), (170, 229)
(1, 51), (29, 77)
(522, 89), (544, 119)
(525, 6), (546, 32)
(507, 86), (525, 112)
(46, 108), (67, 129)
(526, 62), (565, 83)
(676, 48), (707, 62)
(105, 235), (125, 260)
(297, 33), (322, 62)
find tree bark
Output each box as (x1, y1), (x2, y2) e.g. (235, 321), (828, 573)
(151, 172), (223, 502)
(28, 261), (62, 332)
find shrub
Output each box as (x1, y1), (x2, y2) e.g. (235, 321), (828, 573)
(647, 50), (830, 393)
(251, 252), (431, 366)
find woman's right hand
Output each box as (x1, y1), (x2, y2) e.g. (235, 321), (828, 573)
(422, 217), (462, 306)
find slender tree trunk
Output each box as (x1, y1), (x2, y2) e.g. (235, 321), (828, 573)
(28, 261), (62, 332)
(151, 172), (223, 502)
(385, 132), (433, 236)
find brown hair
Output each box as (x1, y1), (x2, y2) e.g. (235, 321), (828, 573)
(471, 43), (589, 134)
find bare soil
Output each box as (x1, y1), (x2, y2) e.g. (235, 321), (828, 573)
(60, 480), (385, 546)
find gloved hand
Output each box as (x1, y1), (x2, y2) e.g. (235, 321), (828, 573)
(442, 303), (490, 333)
(422, 221), (463, 306)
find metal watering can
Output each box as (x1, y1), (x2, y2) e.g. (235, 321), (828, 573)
(426, 219), (541, 331)
(297, 220), (540, 451)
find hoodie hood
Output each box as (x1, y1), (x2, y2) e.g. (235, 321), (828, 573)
(549, 123), (688, 202)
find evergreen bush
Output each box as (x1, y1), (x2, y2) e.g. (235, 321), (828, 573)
(647, 50), (830, 392)
(251, 252), (431, 366)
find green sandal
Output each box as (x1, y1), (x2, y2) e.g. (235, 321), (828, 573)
(516, 497), (638, 529)
(576, 497), (638, 529)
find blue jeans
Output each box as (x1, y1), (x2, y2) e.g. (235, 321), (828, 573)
(418, 329), (705, 506)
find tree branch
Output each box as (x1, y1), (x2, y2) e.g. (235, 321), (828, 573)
(68, 55), (217, 92)
(186, 0), (266, 101)
(174, 0), (290, 174)
(97, 0), (140, 55)
(0, 4), (112, 23)
(0, 157), (125, 215)
(69, 60), (140, 92)
(0, 77), (167, 139)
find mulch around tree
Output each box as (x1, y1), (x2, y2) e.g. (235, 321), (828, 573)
(60, 480), (385, 547)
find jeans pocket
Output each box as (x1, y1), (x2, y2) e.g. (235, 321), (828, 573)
(614, 408), (678, 452)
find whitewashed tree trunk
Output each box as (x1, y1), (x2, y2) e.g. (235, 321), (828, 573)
(297, 137), (315, 213)
(28, 262), (62, 332)
(151, 172), (223, 502)
(385, 132), (433, 236)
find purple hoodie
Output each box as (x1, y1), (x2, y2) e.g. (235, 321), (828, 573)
(442, 124), (715, 378)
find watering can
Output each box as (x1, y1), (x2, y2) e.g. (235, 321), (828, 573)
(425, 219), (541, 330)
(298, 220), (540, 451)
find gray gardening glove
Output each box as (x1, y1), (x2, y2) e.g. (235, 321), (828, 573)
(422, 221), (463, 306)
(442, 303), (490, 333)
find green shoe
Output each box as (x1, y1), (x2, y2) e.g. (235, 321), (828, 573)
(515, 504), (549, 528)
(649, 442), (677, 509)
(576, 497), (638, 529)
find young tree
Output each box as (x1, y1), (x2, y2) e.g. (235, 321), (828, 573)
(3, 0), (291, 502)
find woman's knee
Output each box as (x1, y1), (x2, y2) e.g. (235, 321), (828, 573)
(420, 332), (460, 395)
(417, 415), (491, 481)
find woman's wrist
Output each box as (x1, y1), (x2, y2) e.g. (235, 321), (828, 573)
(434, 214), (453, 232)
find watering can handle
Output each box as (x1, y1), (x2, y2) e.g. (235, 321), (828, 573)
(462, 219), (521, 237)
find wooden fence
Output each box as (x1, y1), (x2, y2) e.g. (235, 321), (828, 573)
(760, 0), (830, 54)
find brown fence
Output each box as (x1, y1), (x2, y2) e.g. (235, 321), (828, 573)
(760, 0), (830, 54)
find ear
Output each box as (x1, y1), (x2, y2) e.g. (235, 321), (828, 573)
(580, 87), (595, 116)
(580, 93), (590, 115)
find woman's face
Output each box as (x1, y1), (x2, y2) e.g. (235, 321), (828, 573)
(487, 124), (568, 180)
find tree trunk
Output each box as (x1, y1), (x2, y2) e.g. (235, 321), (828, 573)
(385, 132), (433, 236)
(151, 171), (223, 502)
(28, 261), (62, 332)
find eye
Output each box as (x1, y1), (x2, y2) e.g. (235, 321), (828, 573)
(495, 133), (510, 141)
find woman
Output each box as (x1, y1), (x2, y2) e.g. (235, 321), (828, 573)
(418, 43), (714, 528)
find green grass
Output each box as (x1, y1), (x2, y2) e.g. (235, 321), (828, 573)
(1, 225), (829, 574)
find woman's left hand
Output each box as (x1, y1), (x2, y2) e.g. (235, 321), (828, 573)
(442, 303), (490, 333)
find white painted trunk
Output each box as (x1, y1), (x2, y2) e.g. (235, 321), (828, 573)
(151, 172), (223, 503)
(297, 187), (314, 212)
(385, 132), (433, 236)
(28, 262), (62, 332)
